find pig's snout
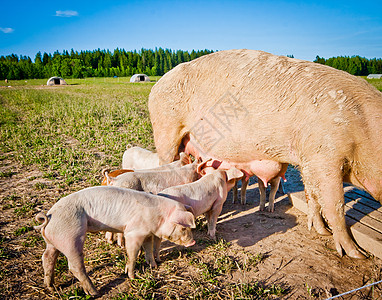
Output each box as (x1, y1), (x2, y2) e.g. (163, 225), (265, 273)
(185, 240), (196, 247)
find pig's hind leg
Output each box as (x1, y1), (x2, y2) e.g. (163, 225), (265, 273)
(205, 202), (225, 239)
(305, 187), (331, 236)
(258, 178), (267, 211)
(268, 177), (281, 212)
(42, 242), (60, 291)
(232, 181), (238, 203)
(302, 162), (365, 259)
(63, 235), (99, 296)
(240, 177), (249, 205)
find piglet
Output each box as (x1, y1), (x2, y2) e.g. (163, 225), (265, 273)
(102, 152), (191, 186)
(34, 186), (196, 296)
(159, 160), (243, 238)
(104, 159), (200, 194)
(122, 145), (160, 169)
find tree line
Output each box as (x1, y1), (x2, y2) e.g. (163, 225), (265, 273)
(314, 55), (382, 76)
(0, 48), (213, 80)
(1, 48), (381, 80)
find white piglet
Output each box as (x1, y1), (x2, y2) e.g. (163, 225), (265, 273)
(105, 160), (200, 194)
(159, 160), (243, 238)
(122, 145), (160, 169)
(34, 186), (195, 296)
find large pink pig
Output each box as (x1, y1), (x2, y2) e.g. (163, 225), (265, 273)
(148, 49), (382, 259)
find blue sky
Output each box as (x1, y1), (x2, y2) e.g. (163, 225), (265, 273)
(1, 0), (381, 61)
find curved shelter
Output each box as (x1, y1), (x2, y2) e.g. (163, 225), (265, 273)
(130, 74), (150, 83)
(47, 76), (67, 86)
(367, 74), (382, 79)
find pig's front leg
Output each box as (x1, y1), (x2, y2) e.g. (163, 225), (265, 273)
(117, 233), (125, 247)
(153, 236), (162, 262)
(142, 235), (157, 268)
(105, 231), (114, 244)
(124, 232), (147, 279)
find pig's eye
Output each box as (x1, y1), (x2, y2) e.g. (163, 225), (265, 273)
(181, 227), (187, 231)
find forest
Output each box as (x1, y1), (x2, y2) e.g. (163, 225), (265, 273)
(314, 55), (382, 76)
(1, 48), (381, 80)
(0, 48), (213, 80)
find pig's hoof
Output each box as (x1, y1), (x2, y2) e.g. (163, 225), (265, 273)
(316, 227), (331, 236)
(334, 236), (366, 259)
(207, 234), (216, 241)
(86, 288), (99, 297)
(348, 249), (366, 259)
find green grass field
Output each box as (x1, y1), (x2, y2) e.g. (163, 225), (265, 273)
(1, 77), (159, 189)
(1, 76), (381, 299)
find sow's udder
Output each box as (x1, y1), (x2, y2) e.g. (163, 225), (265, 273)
(182, 134), (287, 185)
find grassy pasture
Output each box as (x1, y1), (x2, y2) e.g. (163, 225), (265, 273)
(1, 78), (156, 189)
(1, 77), (382, 299)
(0, 77), (287, 299)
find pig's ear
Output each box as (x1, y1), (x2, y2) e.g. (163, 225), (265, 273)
(197, 159), (212, 176)
(101, 168), (110, 186)
(104, 171), (114, 186)
(184, 204), (195, 216)
(179, 152), (192, 165)
(171, 210), (196, 228)
(226, 168), (244, 183)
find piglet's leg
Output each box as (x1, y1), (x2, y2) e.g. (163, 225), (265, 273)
(153, 236), (162, 262)
(240, 177), (249, 205)
(124, 233), (146, 279)
(105, 231), (114, 244)
(66, 252), (98, 296)
(206, 203), (224, 239)
(42, 242), (60, 291)
(268, 177), (281, 212)
(232, 181), (238, 204)
(142, 235), (157, 268)
(60, 233), (98, 296)
(117, 233), (125, 247)
(258, 178), (267, 211)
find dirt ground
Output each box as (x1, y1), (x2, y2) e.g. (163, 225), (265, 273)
(1, 159), (382, 299)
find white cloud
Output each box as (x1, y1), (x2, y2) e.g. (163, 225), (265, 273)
(55, 10), (79, 17)
(0, 27), (14, 33)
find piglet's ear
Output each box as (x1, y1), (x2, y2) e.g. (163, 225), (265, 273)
(184, 205), (195, 216)
(196, 159), (212, 176)
(226, 168), (244, 182)
(171, 210), (196, 228)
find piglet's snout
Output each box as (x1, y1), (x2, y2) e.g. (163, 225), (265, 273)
(185, 240), (196, 247)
